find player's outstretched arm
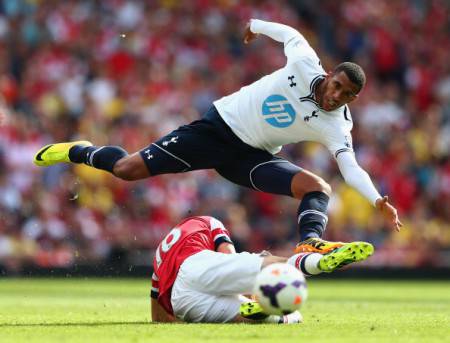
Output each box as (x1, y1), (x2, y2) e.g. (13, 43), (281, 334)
(336, 151), (402, 231)
(244, 19), (313, 63)
(244, 19), (303, 45)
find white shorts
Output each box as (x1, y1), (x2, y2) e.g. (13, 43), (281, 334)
(171, 250), (263, 323)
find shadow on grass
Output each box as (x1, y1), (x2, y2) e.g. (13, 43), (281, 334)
(0, 321), (164, 327)
(1, 321), (246, 327)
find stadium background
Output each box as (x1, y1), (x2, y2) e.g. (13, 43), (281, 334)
(0, 0), (449, 275)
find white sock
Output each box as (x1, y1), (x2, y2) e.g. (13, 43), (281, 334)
(287, 252), (323, 275)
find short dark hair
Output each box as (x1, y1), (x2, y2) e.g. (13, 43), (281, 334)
(334, 62), (366, 93)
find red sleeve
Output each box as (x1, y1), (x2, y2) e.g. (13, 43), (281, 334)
(208, 217), (234, 250)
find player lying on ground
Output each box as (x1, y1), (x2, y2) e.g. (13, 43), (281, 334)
(150, 215), (374, 323)
(34, 19), (402, 254)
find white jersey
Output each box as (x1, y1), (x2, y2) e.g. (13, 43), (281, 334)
(215, 19), (381, 205)
(214, 20), (353, 157)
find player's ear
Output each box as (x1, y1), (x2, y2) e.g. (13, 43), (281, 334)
(347, 93), (358, 103)
(324, 71), (333, 81)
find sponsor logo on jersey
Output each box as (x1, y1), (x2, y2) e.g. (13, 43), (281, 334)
(261, 94), (296, 128)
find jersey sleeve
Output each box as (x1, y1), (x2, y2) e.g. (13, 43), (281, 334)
(284, 34), (319, 65)
(150, 273), (160, 299)
(208, 217), (234, 250)
(321, 126), (354, 158)
(249, 19), (318, 64)
(317, 106), (354, 158)
(336, 151), (382, 206)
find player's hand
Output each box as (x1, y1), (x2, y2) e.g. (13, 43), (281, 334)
(375, 196), (403, 232)
(243, 21), (258, 44)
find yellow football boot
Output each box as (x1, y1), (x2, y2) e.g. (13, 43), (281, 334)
(33, 140), (92, 167)
(318, 241), (375, 272)
(239, 301), (269, 320)
(240, 302), (303, 324)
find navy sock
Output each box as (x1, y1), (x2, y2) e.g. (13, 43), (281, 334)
(69, 145), (128, 173)
(297, 191), (329, 241)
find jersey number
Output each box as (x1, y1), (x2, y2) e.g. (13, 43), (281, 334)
(155, 227), (182, 268)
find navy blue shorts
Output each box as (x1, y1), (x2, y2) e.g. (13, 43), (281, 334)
(139, 106), (302, 197)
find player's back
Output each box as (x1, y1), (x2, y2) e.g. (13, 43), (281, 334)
(152, 216), (231, 314)
(154, 216), (214, 288)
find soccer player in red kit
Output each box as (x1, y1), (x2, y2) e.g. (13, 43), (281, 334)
(150, 216), (373, 323)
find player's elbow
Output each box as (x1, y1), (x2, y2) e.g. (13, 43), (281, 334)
(284, 30), (302, 45)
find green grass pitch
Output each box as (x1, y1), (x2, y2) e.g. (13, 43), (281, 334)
(0, 278), (448, 343)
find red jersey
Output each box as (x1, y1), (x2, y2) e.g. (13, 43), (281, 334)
(151, 216), (232, 315)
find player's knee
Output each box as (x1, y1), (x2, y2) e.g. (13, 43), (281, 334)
(113, 157), (144, 181)
(317, 178), (332, 196)
(291, 174), (332, 199)
(304, 177), (332, 196)
(112, 158), (132, 180)
(310, 177), (332, 196)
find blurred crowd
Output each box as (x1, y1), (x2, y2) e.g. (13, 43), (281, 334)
(0, 0), (449, 272)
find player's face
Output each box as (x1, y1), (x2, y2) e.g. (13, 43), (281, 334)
(320, 71), (359, 111)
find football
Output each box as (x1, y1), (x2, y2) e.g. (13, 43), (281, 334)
(253, 263), (308, 315)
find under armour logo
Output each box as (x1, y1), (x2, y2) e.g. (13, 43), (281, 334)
(162, 136), (178, 146)
(304, 110), (319, 122)
(288, 75), (296, 87)
(144, 150), (153, 159)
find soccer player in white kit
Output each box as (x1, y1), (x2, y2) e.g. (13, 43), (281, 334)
(34, 19), (402, 254)
(150, 215), (373, 323)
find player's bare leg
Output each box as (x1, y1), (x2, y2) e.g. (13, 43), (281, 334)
(112, 152), (151, 180)
(290, 169), (332, 199)
(260, 248), (373, 276)
(34, 141), (152, 180)
(261, 255), (288, 268)
(288, 170), (344, 253)
(288, 244), (375, 275)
